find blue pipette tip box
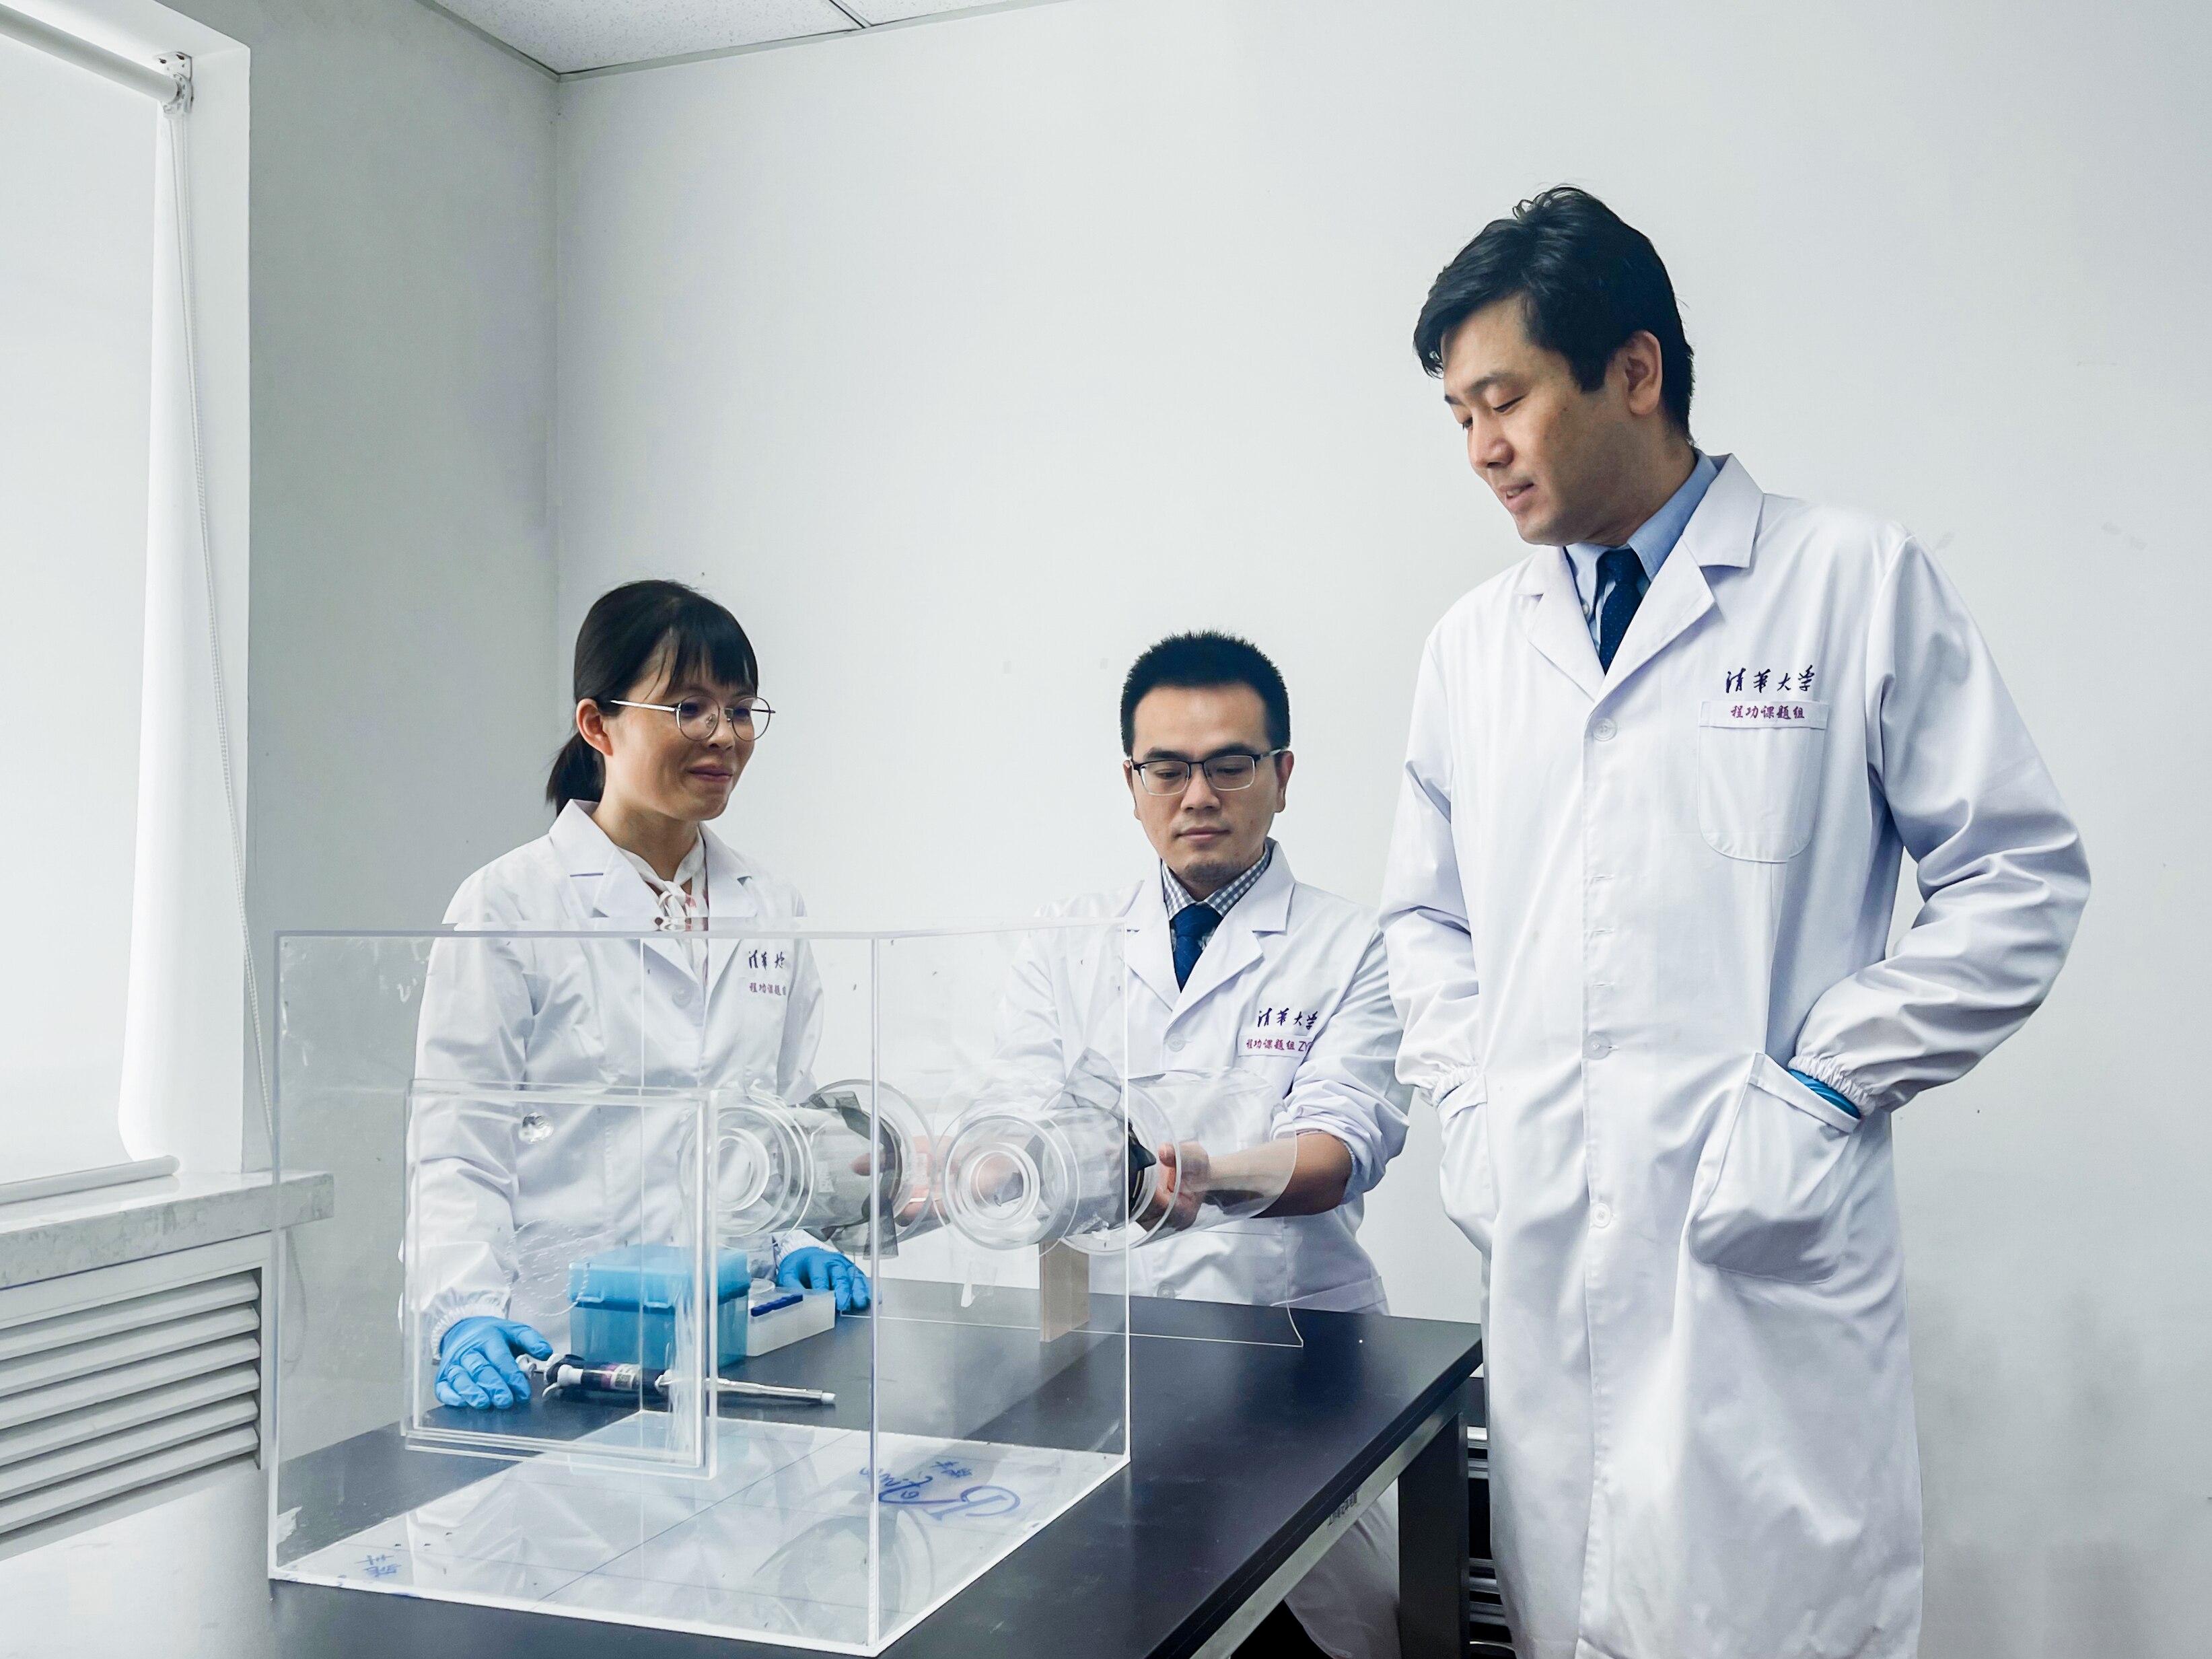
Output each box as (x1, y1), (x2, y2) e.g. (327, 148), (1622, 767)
(568, 1244), (832, 1369)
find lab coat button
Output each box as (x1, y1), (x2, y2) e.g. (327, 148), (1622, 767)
(1166, 1036), (1185, 1053)
(1591, 1203), (1612, 1229)
(1591, 717), (1617, 742)
(1585, 1035), (1610, 1059)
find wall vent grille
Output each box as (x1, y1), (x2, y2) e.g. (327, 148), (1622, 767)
(0, 1263), (260, 1546)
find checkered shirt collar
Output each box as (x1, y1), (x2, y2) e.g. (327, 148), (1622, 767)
(1160, 841), (1275, 923)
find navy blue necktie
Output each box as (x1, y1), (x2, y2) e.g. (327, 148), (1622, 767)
(1170, 905), (1220, 989)
(1594, 546), (1649, 672)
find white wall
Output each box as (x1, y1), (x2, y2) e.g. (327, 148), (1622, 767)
(555, 1), (2211, 1651)
(154, 0), (563, 1160)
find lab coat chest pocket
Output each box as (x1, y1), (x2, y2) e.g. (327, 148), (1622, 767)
(1695, 699), (1829, 861)
(1687, 1054), (1862, 1283)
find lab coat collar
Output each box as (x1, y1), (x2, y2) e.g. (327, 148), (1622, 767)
(1219, 842), (1293, 934)
(1126, 845), (1294, 1021)
(1515, 546), (1608, 703)
(1674, 454), (1760, 570)
(1597, 526), (1717, 691)
(1511, 454), (1762, 700)
(1595, 455), (1764, 689)
(550, 802), (648, 922)
(548, 802), (730, 985)
(1125, 874), (1182, 1011)
(699, 826), (758, 996)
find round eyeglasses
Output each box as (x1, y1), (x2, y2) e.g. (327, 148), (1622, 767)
(1128, 750), (1285, 796)
(608, 696), (775, 742)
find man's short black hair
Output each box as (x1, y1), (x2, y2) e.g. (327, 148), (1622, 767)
(1413, 186), (1694, 432)
(1120, 632), (1289, 755)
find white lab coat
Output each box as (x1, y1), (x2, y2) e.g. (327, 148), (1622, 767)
(997, 849), (1412, 1659)
(412, 801), (822, 1350)
(998, 849), (1410, 1311)
(1381, 456), (2088, 1659)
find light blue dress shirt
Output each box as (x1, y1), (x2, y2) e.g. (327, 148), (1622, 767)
(1565, 450), (1720, 649)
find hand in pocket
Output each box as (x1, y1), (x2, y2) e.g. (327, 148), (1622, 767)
(1439, 1096), (1498, 1256)
(1687, 1056), (1863, 1283)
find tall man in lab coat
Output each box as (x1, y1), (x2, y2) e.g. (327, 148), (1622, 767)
(1380, 187), (2089, 1659)
(997, 631), (1411, 1659)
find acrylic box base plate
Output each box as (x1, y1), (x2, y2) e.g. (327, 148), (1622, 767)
(275, 1417), (1124, 1654)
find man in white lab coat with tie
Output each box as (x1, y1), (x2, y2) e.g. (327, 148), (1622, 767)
(1380, 186), (2089, 1659)
(996, 631), (1411, 1659)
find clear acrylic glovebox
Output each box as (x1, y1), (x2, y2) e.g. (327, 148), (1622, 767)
(266, 919), (1143, 1654)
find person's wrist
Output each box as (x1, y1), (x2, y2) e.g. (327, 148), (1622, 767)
(1788, 1068), (1861, 1119)
(438, 1314), (491, 1360)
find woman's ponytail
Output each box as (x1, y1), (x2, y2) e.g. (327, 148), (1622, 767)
(546, 732), (606, 813)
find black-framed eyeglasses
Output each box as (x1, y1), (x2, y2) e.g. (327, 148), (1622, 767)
(608, 696), (774, 742)
(1127, 750), (1285, 796)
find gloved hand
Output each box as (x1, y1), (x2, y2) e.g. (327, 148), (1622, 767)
(435, 1316), (552, 1409)
(776, 1246), (871, 1313)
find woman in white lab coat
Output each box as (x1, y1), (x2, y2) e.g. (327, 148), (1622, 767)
(413, 579), (867, 1412)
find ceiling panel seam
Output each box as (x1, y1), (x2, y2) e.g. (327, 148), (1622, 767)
(410, 0), (1086, 82)
(410, 0), (561, 79)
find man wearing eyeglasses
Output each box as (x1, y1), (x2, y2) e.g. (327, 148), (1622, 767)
(995, 631), (1411, 1659)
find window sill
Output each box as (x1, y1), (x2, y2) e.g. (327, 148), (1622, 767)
(0, 1170), (332, 1292)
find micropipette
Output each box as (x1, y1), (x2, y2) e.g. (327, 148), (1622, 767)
(520, 1353), (834, 1406)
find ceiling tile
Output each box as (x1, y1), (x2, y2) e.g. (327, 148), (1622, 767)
(439, 0), (859, 74)
(843, 0), (1009, 22)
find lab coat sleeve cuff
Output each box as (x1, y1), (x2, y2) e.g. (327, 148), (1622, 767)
(1787, 1069), (1861, 1119)
(427, 1294), (511, 1360)
(1271, 1118), (1371, 1197)
(1429, 1071), (1487, 1123)
(1786, 1056), (1879, 1118)
(769, 1230), (826, 1270)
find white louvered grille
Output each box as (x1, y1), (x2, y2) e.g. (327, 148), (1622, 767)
(0, 1263), (261, 1544)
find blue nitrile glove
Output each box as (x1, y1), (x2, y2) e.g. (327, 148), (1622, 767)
(1789, 1069), (1862, 1120)
(777, 1246), (871, 1313)
(435, 1316), (552, 1409)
